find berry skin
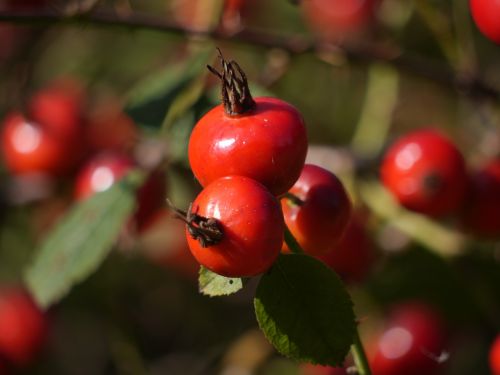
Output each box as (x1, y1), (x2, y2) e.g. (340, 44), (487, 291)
(74, 153), (166, 231)
(189, 96), (308, 196)
(1, 113), (78, 175)
(370, 302), (447, 375)
(0, 288), (46, 367)
(490, 335), (500, 375)
(301, 0), (378, 42)
(185, 176), (284, 278)
(470, 0), (500, 44)
(282, 164), (352, 256)
(318, 214), (375, 283)
(380, 129), (467, 217)
(460, 159), (500, 238)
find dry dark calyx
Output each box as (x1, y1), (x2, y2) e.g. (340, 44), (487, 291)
(168, 200), (223, 248)
(207, 48), (256, 116)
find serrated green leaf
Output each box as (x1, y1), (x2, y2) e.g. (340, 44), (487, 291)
(125, 47), (214, 129)
(254, 254), (355, 366)
(198, 266), (245, 297)
(24, 172), (144, 309)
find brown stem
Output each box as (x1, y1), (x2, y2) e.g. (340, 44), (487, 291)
(207, 48), (256, 115)
(167, 200), (223, 248)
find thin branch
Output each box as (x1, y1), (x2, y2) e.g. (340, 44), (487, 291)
(0, 8), (498, 100)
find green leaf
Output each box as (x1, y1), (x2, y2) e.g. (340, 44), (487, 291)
(198, 266), (245, 297)
(125, 47), (214, 129)
(24, 172), (143, 309)
(254, 254), (355, 366)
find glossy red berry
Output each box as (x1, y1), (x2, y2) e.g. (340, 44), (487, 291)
(370, 302), (447, 375)
(318, 214), (375, 283)
(470, 0), (500, 44)
(490, 334), (500, 375)
(189, 53), (307, 197)
(189, 96), (307, 196)
(460, 159), (500, 238)
(74, 153), (166, 230)
(380, 129), (467, 217)
(184, 175), (284, 277)
(282, 164), (352, 256)
(1, 113), (77, 175)
(301, 0), (378, 42)
(0, 287), (46, 367)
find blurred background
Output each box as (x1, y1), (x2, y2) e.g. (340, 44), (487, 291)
(0, 0), (499, 374)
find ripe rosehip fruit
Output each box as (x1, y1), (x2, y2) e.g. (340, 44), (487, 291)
(74, 153), (166, 231)
(370, 302), (447, 375)
(318, 214), (375, 283)
(380, 129), (467, 217)
(282, 164), (352, 256)
(1, 112), (77, 175)
(0, 287), (46, 367)
(184, 175), (284, 277)
(189, 53), (307, 196)
(301, 0), (378, 42)
(490, 335), (500, 375)
(460, 159), (500, 238)
(470, 0), (500, 44)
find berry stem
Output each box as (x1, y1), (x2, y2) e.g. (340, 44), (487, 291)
(284, 224), (305, 254)
(207, 48), (256, 116)
(281, 192), (305, 206)
(352, 328), (372, 375)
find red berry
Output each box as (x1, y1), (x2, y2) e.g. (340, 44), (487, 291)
(189, 96), (307, 196)
(1, 112), (77, 175)
(300, 363), (348, 375)
(470, 0), (500, 44)
(318, 214), (375, 283)
(301, 0), (378, 42)
(185, 175), (284, 277)
(0, 288), (46, 367)
(380, 129), (467, 217)
(370, 302), (447, 375)
(74, 153), (166, 230)
(282, 164), (352, 256)
(490, 335), (500, 375)
(460, 159), (500, 238)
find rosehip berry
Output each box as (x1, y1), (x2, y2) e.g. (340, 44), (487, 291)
(188, 52), (307, 196)
(380, 129), (467, 217)
(0, 287), (46, 367)
(460, 159), (500, 238)
(301, 0), (379, 42)
(74, 152), (166, 231)
(282, 164), (352, 256)
(318, 214), (375, 283)
(370, 302), (448, 375)
(490, 334), (500, 375)
(183, 175), (284, 277)
(470, 0), (500, 44)
(1, 113), (78, 175)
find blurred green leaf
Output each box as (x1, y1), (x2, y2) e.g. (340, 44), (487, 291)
(24, 171), (144, 309)
(254, 254), (355, 367)
(198, 266), (245, 297)
(125, 47), (214, 129)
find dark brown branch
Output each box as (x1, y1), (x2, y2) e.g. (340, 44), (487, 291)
(0, 8), (498, 100)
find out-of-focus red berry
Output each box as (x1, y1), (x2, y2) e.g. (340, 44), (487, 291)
(0, 288), (46, 367)
(318, 214), (375, 283)
(490, 334), (500, 375)
(460, 159), (500, 238)
(370, 302), (448, 375)
(469, 0), (500, 44)
(380, 129), (467, 217)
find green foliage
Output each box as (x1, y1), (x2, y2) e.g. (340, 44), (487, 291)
(24, 171), (143, 309)
(125, 48), (214, 129)
(198, 266), (245, 297)
(254, 254), (355, 366)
